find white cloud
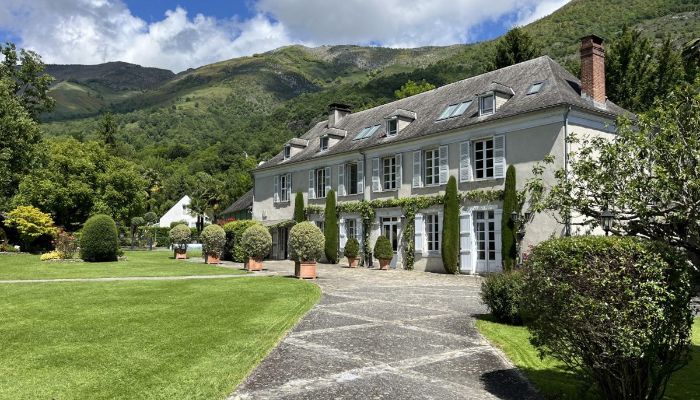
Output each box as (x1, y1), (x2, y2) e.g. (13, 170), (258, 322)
(0, 0), (301, 72)
(0, 0), (570, 71)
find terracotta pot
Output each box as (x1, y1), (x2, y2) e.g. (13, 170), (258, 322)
(378, 259), (391, 270)
(247, 257), (264, 271)
(296, 260), (317, 279)
(206, 254), (220, 264)
(347, 257), (359, 268)
(175, 248), (187, 260)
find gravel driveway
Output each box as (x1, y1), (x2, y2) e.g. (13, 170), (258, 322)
(230, 261), (539, 400)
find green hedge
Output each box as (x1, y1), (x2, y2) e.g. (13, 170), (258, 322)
(480, 271), (524, 324)
(522, 236), (693, 400)
(223, 220), (262, 262)
(80, 214), (119, 262)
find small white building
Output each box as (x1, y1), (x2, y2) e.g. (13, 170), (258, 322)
(158, 195), (201, 228)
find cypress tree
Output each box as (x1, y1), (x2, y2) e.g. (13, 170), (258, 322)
(293, 192), (305, 223)
(324, 190), (338, 264)
(502, 165), (517, 271)
(493, 27), (540, 69)
(441, 176), (460, 274)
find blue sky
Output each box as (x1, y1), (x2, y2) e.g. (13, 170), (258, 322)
(0, 0), (569, 72)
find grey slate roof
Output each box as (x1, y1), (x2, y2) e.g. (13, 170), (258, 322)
(257, 56), (630, 171)
(221, 189), (253, 215)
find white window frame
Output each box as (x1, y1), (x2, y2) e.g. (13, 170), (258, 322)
(283, 145), (291, 160)
(425, 213), (441, 252)
(387, 118), (398, 136)
(346, 162), (359, 195)
(473, 137), (495, 180)
(424, 148), (440, 186)
(382, 156), (397, 191)
(279, 174), (290, 203)
(479, 93), (495, 116)
(320, 136), (329, 152)
(314, 168), (327, 199)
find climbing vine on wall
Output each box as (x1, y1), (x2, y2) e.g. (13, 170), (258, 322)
(305, 189), (503, 270)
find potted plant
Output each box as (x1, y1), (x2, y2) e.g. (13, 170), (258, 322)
(289, 221), (325, 279)
(201, 224), (226, 264)
(169, 224), (191, 259)
(241, 225), (272, 271)
(344, 238), (360, 268)
(373, 236), (393, 270)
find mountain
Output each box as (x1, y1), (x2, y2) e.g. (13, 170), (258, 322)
(39, 0), (700, 214)
(43, 62), (175, 120)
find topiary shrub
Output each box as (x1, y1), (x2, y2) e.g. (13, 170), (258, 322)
(522, 236), (693, 400)
(373, 236), (393, 261)
(344, 238), (360, 258)
(241, 224), (272, 260)
(324, 190), (338, 263)
(441, 176), (459, 274)
(169, 224), (191, 250)
(480, 271), (524, 324)
(80, 214), (119, 262)
(289, 221), (325, 262)
(223, 220), (263, 262)
(201, 224), (226, 258)
(501, 165), (517, 271)
(170, 220), (188, 229)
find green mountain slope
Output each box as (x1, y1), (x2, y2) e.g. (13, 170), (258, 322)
(40, 0), (699, 214)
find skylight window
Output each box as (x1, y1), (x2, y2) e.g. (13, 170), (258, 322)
(354, 124), (380, 140)
(527, 82), (544, 95)
(437, 100), (472, 120)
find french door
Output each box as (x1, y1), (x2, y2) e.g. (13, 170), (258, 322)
(474, 210), (500, 273)
(380, 217), (400, 268)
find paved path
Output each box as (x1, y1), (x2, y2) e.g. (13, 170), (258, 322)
(231, 261), (539, 400)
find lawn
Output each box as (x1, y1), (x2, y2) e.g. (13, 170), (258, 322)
(0, 250), (244, 280)
(476, 317), (700, 400)
(0, 276), (320, 399)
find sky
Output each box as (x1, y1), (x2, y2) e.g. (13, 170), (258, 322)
(0, 0), (570, 73)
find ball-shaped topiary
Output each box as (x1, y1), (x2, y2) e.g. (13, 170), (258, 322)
(241, 224), (272, 259)
(373, 236), (393, 261)
(289, 221), (325, 262)
(201, 224), (226, 257)
(344, 238), (360, 258)
(80, 214), (119, 262)
(169, 224), (191, 250)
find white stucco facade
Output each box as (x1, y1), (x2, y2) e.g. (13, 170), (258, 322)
(158, 195), (199, 228)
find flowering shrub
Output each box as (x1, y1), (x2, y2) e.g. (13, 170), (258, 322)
(54, 231), (78, 259)
(201, 224), (226, 257)
(289, 222), (324, 262)
(241, 225), (272, 259)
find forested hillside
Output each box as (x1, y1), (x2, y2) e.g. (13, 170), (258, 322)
(40, 0), (700, 216)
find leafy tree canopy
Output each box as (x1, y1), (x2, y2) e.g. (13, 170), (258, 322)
(394, 79), (436, 99)
(0, 43), (54, 118)
(493, 27), (540, 69)
(5, 205), (56, 245)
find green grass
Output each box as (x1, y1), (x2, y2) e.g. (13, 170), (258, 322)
(476, 317), (700, 400)
(0, 250), (244, 280)
(0, 276), (320, 399)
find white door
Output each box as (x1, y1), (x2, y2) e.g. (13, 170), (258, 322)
(460, 212), (473, 273)
(474, 210), (501, 273)
(381, 217), (400, 268)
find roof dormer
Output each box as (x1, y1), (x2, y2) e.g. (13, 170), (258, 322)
(282, 138), (308, 160)
(318, 128), (346, 152)
(478, 82), (514, 116)
(384, 109), (416, 137)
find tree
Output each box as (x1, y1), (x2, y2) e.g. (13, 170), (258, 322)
(144, 211), (158, 250)
(324, 190), (338, 264)
(294, 192), (305, 223)
(501, 165), (517, 271)
(0, 78), (41, 205)
(0, 43), (55, 119)
(493, 27), (540, 69)
(130, 216), (145, 250)
(12, 138), (147, 229)
(394, 79), (436, 99)
(441, 176), (460, 274)
(188, 172), (223, 233)
(682, 38), (699, 82)
(527, 81), (700, 269)
(5, 205), (56, 250)
(99, 112), (118, 148)
(653, 38), (685, 99)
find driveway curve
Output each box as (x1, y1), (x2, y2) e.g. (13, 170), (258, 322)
(231, 262), (538, 400)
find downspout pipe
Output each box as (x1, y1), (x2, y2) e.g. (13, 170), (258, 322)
(564, 106), (572, 236)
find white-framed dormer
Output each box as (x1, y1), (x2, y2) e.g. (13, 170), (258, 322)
(283, 145), (291, 160)
(383, 109), (416, 138)
(478, 82), (514, 117)
(282, 138), (308, 161)
(319, 135), (329, 152)
(479, 92), (495, 116)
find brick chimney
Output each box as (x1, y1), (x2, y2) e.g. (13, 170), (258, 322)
(328, 103), (351, 128)
(580, 35), (606, 105)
